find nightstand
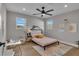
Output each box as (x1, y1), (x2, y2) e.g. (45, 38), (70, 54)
(26, 37), (32, 42)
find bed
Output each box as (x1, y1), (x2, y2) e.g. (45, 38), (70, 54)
(30, 25), (59, 50)
(31, 30), (59, 50)
(32, 37), (59, 50)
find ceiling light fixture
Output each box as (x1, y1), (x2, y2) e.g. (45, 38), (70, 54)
(42, 14), (45, 16)
(22, 8), (26, 11)
(64, 4), (68, 8)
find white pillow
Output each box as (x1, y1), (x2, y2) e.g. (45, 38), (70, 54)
(31, 30), (41, 35)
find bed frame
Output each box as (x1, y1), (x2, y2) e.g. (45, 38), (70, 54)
(30, 25), (59, 50)
(32, 40), (59, 50)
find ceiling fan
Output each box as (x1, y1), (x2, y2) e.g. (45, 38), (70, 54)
(33, 6), (54, 17)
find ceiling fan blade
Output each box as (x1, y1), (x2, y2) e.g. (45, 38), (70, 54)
(46, 9), (54, 12)
(36, 8), (42, 12)
(46, 13), (52, 16)
(33, 13), (41, 15)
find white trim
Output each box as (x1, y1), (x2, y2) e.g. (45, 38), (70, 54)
(59, 40), (78, 48)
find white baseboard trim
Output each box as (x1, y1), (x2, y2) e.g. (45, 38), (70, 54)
(59, 40), (78, 48)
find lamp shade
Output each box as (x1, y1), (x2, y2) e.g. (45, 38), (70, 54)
(26, 28), (31, 32)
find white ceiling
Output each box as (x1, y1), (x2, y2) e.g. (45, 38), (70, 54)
(5, 3), (79, 18)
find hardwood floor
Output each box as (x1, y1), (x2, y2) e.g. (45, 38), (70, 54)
(13, 41), (79, 56)
(64, 48), (79, 56)
(14, 41), (40, 56)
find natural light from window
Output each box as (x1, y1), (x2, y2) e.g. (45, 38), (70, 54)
(16, 17), (26, 29)
(46, 20), (53, 30)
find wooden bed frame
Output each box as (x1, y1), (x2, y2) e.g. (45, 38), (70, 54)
(30, 25), (60, 50)
(32, 40), (59, 50)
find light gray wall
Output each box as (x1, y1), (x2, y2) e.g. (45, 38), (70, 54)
(7, 11), (44, 41)
(44, 9), (79, 45)
(0, 4), (2, 42)
(0, 4), (7, 42)
(0, 3), (7, 55)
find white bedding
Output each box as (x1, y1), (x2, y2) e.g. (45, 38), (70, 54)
(32, 37), (57, 46)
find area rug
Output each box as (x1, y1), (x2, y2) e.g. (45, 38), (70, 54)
(32, 43), (73, 56)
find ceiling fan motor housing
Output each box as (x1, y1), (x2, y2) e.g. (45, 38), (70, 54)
(42, 7), (45, 9)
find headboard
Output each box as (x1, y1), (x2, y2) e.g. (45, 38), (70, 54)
(31, 25), (43, 35)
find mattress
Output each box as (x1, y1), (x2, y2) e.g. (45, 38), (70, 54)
(32, 37), (57, 46)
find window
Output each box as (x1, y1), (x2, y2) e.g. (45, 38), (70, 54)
(16, 17), (26, 29)
(46, 20), (53, 30)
